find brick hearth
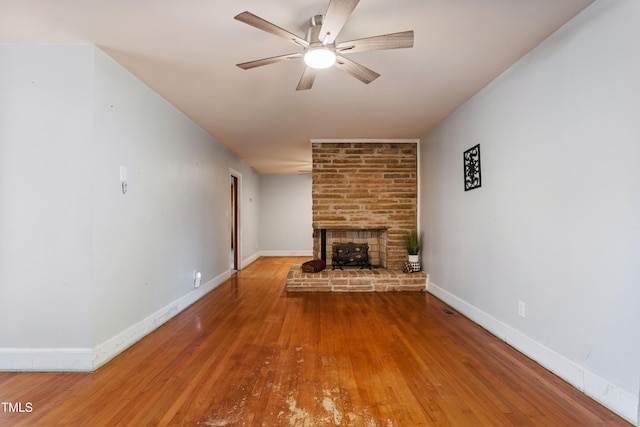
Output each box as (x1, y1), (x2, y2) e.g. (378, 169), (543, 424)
(286, 265), (427, 292)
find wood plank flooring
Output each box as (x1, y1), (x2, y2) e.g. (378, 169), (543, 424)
(0, 257), (631, 426)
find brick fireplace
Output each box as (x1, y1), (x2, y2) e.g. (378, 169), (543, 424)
(311, 141), (418, 271)
(286, 141), (427, 292)
(286, 140), (425, 292)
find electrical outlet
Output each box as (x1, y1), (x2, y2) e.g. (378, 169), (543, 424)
(194, 271), (202, 288)
(518, 301), (526, 318)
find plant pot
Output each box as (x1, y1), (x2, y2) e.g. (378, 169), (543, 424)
(408, 254), (421, 272)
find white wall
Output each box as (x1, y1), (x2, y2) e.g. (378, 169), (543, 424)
(258, 174), (313, 256)
(239, 169), (262, 267)
(0, 46), (94, 356)
(0, 44), (261, 370)
(90, 47), (261, 354)
(419, 0), (640, 423)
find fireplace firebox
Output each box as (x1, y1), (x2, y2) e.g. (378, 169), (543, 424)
(332, 242), (370, 270)
(315, 228), (387, 269)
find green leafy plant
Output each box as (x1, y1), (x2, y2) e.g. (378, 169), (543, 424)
(404, 230), (422, 255)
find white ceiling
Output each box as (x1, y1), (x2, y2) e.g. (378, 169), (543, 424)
(0, 0), (592, 173)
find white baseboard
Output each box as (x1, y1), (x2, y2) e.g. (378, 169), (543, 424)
(428, 280), (639, 425)
(92, 269), (230, 370)
(0, 348), (93, 371)
(240, 251), (312, 270)
(242, 252), (261, 268)
(0, 270), (231, 372)
(258, 250), (313, 257)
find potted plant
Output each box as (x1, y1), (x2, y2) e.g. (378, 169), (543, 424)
(404, 230), (422, 272)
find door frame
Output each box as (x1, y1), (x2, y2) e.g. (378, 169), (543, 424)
(229, 168), (242, 271)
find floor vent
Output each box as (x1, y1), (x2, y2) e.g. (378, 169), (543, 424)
(440, 307), (456, 316)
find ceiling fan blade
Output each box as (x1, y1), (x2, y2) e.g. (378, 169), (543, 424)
(235, 11), (309, 48)
(336, 30), (414, 54)
(296, 67), (317, 91)
(237, 53), (302, 70)
(334, 55), (380, 84)
(319, 0), (360, 44)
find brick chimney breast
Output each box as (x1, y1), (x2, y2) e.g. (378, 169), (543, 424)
(312, 141), (418, 270)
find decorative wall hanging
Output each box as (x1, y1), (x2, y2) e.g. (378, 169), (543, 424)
(464, 144), (481, 191)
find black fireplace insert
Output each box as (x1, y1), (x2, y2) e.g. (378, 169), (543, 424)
(331, 242), (370, 270)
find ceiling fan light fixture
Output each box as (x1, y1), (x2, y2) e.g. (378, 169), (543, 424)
(304, 47), (336, 69)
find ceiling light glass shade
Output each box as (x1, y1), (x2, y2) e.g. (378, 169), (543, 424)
(304, 47), (336, 69)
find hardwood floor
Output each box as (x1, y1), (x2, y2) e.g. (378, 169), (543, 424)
(0, 257), (631, 426)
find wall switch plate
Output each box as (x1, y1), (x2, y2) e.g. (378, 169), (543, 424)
(518, 301), (526, 318)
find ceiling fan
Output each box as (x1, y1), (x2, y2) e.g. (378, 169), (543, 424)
(234, 0), (414, 90)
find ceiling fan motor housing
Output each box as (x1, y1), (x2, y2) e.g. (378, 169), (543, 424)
(307, 15), (329, 45)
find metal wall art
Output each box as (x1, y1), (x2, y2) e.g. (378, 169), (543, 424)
(464, 144), (481, 191)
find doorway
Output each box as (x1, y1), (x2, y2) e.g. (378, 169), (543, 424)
(230, 173), (239, 271)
